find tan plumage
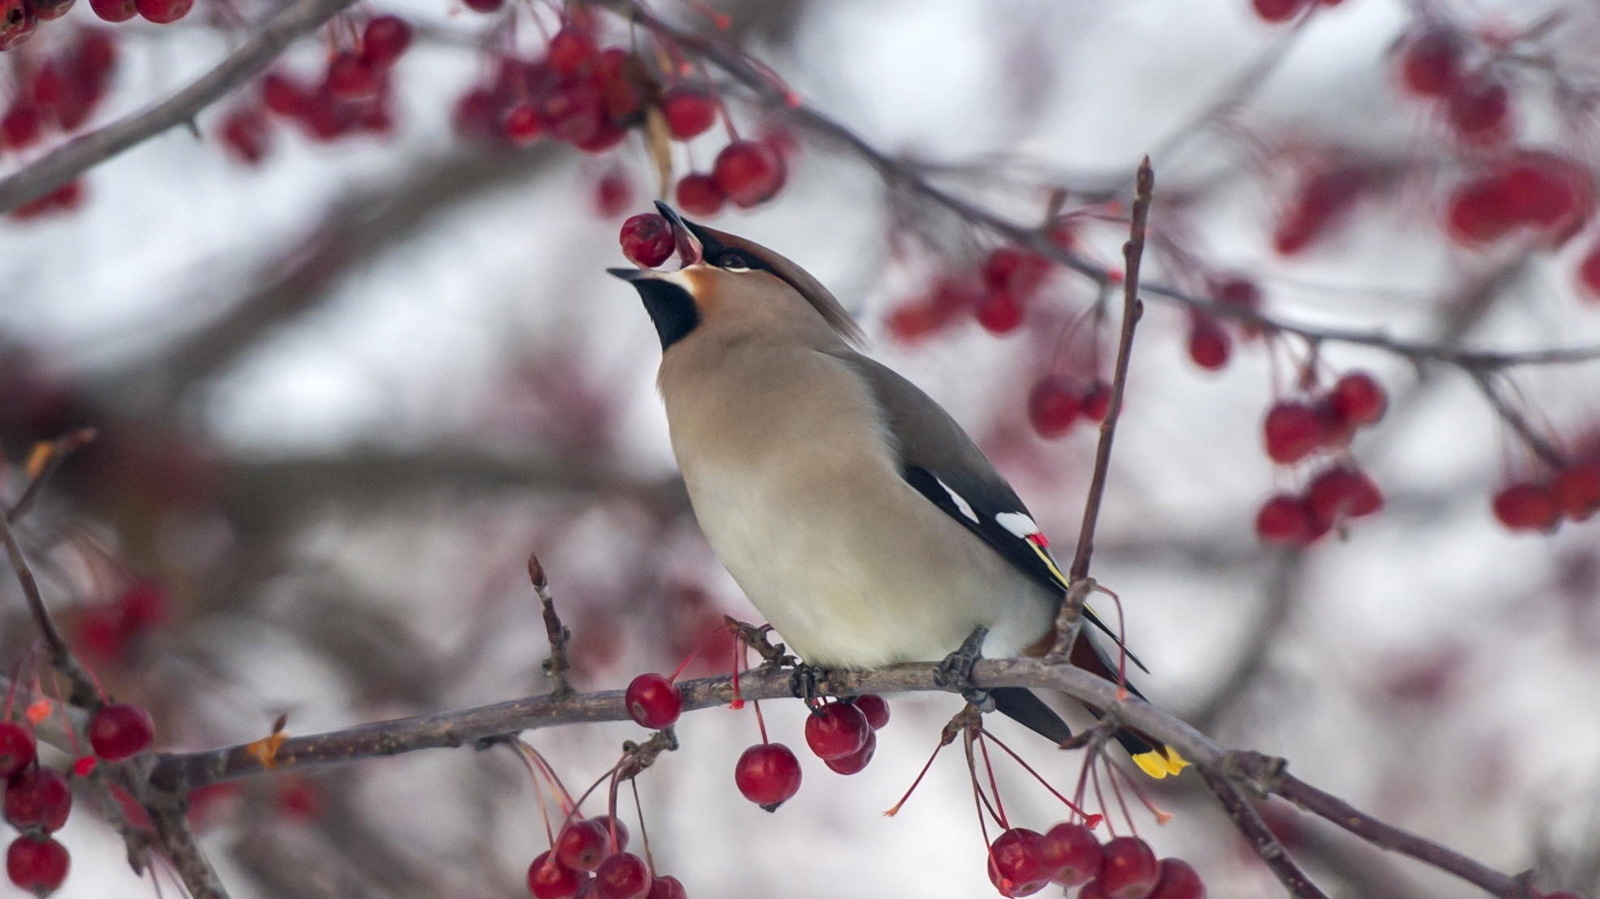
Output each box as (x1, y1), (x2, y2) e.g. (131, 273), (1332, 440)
(612, 204), (1186, 778)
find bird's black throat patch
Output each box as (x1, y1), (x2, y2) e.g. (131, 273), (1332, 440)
(629, 279), (701, 351)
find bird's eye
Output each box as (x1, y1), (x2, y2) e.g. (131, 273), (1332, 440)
(716, 252), (751, 271)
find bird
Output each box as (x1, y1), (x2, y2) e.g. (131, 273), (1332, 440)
(610, 202), (1186, 779)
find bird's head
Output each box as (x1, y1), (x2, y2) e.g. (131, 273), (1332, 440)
(609, 202), (863, 352)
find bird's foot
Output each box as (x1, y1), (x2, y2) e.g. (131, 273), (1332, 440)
(934, 625), (989, 692)
(788, 662), (837, 705)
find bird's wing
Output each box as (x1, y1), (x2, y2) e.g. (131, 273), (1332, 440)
(829, 351), (1144, 671)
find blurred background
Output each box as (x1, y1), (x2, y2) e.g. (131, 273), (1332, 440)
(1, 0), (1599, 896)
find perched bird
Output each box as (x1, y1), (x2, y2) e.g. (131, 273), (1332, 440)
(611, 203), (1186, 778)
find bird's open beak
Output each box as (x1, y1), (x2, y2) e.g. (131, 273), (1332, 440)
(653, 200), (707, 267)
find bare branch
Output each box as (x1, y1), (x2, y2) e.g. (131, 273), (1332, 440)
(147, 799), (232, 899)
(528, 554), (572, 698)
(0, 0), (363, 215)
(0, 504), (98, 708)
(1198, 766), (1330, 899)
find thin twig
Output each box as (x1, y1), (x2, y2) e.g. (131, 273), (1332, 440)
(146, 800), (232, 899)
(0, 507), (98, 708)
(6, 429), (98, 524)
(1469, 370), (1568, 470)
(0, 0), (363, 214)
(528, 554), (572, 698)
(1198, 766), (1330, 899)
(1069, 157), (1152, 583)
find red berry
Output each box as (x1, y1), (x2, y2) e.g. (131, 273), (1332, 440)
(135, 0), (192, 24)
(851, 694), (890, 730)
(1492, 482), (1559, 532)
(591, 815), (629, 853)
(1039, 822), (1102, 887)
(0, 723), (36, 778)
(219, 106), (272, 166)
(712, 140), (786, 208)
(595, 170), (635, 219)
(1576, 242), (1600, 301)
(88, 0), (136, 21)
(6, 835), (69, 896)
(734, 743), (802, 810)
(462, 0), (503, 10)
(593, 852), (652, 899)
(1147, 858), (1206, 899)
(260, 73), (310, 118)
(88, 703), (155, 761)
(539, 82), (606, 146)
(624, 673), (682, 729)
(1251, 0), (1307, 23)
(528, 850), (587, 899)
(645, 875), (687, 899)
(975, 290), (1025, 334)
(675, 173), (725, 217)
(982, 248), (1052, 298)
(1446, 75), (1511, 145)
(1263, 401), (1324, 464)
(1328, 371), (1386, 425)
(1080, 884), (1110, 899)
(662, 88), (718, 141)
(822, 729), (876, 775)
(1081, 381), (1112, 422)
(548, 28), (600, 77)
(4, 766), (71, 834)
(0, 0), (36, 51)
(1552, 463), (1600, 522)
(804, 701), (871, 760)
(1255, 494), (1316, 546)
(987, 827), (1051, 897)
(1397, 27), (1463, 97)
(1307, 467), (1384, 524)
(502, 103), (544, 144)
(1, 102), (42, 150)
(556, 820), (610, 872)
(620, 214), (676, 269)
(1027, 377), (1080, 439)
(326, 52), (380, 100)
(1097, 837), (1161, 899)
(1274, 167), (1367, 256)
(362, 15), (412, 68)
(1186, 314), (1230, 371)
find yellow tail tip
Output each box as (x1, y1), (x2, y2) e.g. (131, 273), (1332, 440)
(1132, 747), (1191, 779)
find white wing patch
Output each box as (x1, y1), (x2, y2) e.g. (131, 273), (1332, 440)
(935, 476), (979, 523)
(995, 511), (1043, 541)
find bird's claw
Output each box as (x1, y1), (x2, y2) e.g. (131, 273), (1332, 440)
(934, 625), (989, 691)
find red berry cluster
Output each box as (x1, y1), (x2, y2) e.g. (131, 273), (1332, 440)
(1394, 24), (1512, 145)
(220, 14), (412, 165)
(987, 827), (1203, 899)
(803, 694), (888, 775)
(0, 0), (180, 52)
(1, 25), (116, 218)
(1026, 376), (1111, 441)
(528, 816), (686, 899)
(886, 244), (1060, 341)
(450, 12), (787, 217)
(2, 721), (70, 897)
(1254, 371), (1388, 546)
(1492, 454), (1600, 533)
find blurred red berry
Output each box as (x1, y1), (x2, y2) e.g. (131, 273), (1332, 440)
(674, 172), (725, 217)
(6, 835), (69, 896)
(662, 88), (718, 141)
(0, 723), (36, 778)
(1307, 466), (1384, 524)
(1552, 463), (1600, 522)
(219, 105), (272, 166)
(88, 0), (136, 21)
(1256, 494), (1317, 546)
(1027, 377), (1080, 439)
(1446, 75), (1511, 144)
(4, 765), (71, 833)
(1263, 401), (1323, 464)
(1492, 482), (1559, 532)
(1251, 0), (1307, 23)
(713, 140), (786, 208)
(0, 102), (41, 150)
(1397, 27), (1464, 97)
(136, 0), (192, 24)
(362, 15), (412, 68)
(594, 170), (635, 219)
(462, 0), (503, 10)
(548, 28), (599, 77)
(1328, 371), (1386, 425)
(975, 290), (1025, 334)
(734, 743), (801, 810)
(88, 703), (155, 761)
(1186, 314), (1231, 371)
(1274, 167), (1368, 256)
